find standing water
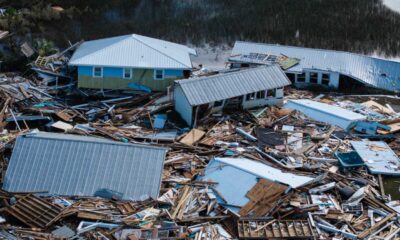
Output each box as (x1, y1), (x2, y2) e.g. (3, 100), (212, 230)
(383, 0), (400, 13)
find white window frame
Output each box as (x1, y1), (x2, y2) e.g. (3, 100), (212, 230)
(123, 68), (133, 79)
(93, 67), (103, 78)
(154, 69), (165, 80)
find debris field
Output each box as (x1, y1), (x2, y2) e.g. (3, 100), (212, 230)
(1, 36), (400, 240)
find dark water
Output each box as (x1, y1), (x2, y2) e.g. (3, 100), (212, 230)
(4, 0), (400, 57)
(383, 176), (400, 200)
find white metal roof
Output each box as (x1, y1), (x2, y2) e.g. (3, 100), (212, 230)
(285, 99), (367, 129)
(211, 158), (315, 188)
(286, 99), (367, 121)
(351, 141), (400, 175)
(69, 34), (196, 69)
(175, 65), (291, 106)
(230, 41), (400, 92)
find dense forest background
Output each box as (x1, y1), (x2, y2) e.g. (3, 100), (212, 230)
(1, 0), (400, 69)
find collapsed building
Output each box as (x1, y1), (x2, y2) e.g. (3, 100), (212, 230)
(229, 41), (400, 93)
(173, 65), (291, 126)
(2, 33), (400, 239)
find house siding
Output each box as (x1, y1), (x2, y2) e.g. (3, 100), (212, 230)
(242, 88), (284, 109)
(174, 84), (193, 126)
(77, 66), (185, 91)
(290, 70), (340, 89)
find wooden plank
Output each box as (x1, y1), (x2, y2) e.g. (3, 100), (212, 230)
(77, 211), (111, 221)
(179, 129), (205, 146)
(5, 195), (64, 229)
(238, 219), (314, 239)
(358, 213), (396, 239)
(239, 179), (288, 217)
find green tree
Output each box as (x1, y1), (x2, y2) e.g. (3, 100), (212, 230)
(33, 38), (58, 56)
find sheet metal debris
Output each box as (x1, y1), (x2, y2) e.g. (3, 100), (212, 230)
(0, 43), (399, 239)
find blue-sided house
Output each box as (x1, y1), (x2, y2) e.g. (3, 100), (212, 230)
(68, 34), (197, 92)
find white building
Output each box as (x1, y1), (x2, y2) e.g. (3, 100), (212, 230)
(229, 41), (400, 92)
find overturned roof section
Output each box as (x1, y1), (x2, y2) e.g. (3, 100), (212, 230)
(175, 65), (291, 106)
(69, 34), (196, 69)
(198, 157), (314, 207)
(3, 132), (167, 200)
(285, 99), (366, 130)
(230, 41), (400, 92)
(351, 141), (400, 176)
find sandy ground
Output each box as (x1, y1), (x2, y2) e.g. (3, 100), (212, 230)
(190, 44), (231, 70)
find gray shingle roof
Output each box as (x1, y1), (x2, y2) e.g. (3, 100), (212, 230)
(230, 41), (400, 92)
(175, 65), (290, 106)
(3, 132), (167, 200)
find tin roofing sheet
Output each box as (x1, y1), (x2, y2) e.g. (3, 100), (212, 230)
(175, 65), (291, 106)
(230, 41), (400, 92)
(3, 132), (167, 200)
(69, 34), (196, 69)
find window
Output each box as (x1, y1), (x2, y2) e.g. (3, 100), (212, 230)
(286, 73), (295, 83)
(246, 93), (255, 101)
(266, 55), (277, 62)
(310, 72), (318, 83)
(256, 90), (266, 99)
(267, 89), (276, 97)
(123, 68), (132, 79)
(214, 100), (223, 107)
(154, 69), (164, 80)
(322, 73), (330, 85)
(93, 67), (103, 78)
(297, 73), (305, 82)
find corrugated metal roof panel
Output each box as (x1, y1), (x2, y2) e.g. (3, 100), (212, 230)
(69, 34), (196, 69)
(230, 41), (400, 92)
(175, 65), (291, 106)
(3, 132), (167, 200)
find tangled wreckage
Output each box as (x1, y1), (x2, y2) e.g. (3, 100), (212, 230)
(0, 34), (400, 239)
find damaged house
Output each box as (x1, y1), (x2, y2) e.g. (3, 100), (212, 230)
(174, 65), (291, 126)
(229, 41), (400, 92)
(68, 34), (196, 92)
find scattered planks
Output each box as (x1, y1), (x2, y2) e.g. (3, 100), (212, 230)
(5, 194), (64, 229)
(239, 179), (288, 217)
(357, 213), (396, 239)
(238, 218), (315, 239)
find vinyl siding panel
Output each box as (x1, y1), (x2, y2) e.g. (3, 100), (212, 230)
(174, 84), (193, 126)
(78, 67), (183, 91)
